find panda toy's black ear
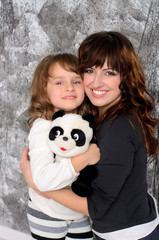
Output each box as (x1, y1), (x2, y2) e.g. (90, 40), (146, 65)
(52, 110), (65, 121)
(82, 113), (95, 128)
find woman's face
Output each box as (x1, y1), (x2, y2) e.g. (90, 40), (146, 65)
(83, 60), (121, 114)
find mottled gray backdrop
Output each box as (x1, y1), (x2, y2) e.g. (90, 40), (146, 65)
(1, 0), (159, 234)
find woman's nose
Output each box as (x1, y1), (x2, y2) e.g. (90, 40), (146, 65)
(93, 73), (103, 88)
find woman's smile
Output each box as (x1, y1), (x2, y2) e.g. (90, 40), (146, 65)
(91, 88), (110, 97)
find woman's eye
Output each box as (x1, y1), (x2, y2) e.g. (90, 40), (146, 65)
(55, 130), (61, 137)
(84, 69), (93, 74)
(105, 71), (117, 76)
(73, 133), (79, 141)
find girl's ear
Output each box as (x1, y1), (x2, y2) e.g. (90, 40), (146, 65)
(82, 113), (95, 128)
(52, 110), (65, 121)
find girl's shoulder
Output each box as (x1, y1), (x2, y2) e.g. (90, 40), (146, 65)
(29, 117), (51, 138)
(32, 117), (51, 125)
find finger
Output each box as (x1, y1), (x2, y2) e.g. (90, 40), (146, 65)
(24, 146), (29, 154)
(22, 146), (30, 159)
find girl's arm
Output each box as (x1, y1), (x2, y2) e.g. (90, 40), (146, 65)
(29, 119), (78, 191)
(20, 146), (89, 215)
(71, 143), (100, 172)
(29, 119), (100, 191)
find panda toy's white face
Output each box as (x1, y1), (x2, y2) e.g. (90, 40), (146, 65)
(47, 111), (94, 158)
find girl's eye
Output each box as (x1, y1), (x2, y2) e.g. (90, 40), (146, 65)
(56, 82), (62, 85)
(73, 81), (80, 84)
(73, 77), (82, 84)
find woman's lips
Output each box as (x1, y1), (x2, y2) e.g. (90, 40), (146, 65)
(91, 89), (109, 97)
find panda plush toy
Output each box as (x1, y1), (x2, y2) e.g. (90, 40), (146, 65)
(47, 110), (98, 197)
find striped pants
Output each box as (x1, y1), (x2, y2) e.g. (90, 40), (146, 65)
(27, 199), (93, 240)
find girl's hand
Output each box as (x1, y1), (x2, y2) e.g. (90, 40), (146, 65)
(87, 143), (100, 165)
(71, 143), (100, 173)
(20, 146), (49, 198)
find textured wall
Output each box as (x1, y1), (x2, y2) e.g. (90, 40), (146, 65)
(1, 0), (159, 234)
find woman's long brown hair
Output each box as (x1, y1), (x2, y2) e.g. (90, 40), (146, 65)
(28, 53), (89, 126)
(78, 31), (158, 159)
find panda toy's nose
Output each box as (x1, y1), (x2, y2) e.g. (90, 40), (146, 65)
(63, 137), (68, 141)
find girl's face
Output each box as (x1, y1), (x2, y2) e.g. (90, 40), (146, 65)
(46, 62), (84, 113)
(83, 60), (121, 114)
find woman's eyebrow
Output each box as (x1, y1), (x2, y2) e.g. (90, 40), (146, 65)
(103, 68), (117, 71)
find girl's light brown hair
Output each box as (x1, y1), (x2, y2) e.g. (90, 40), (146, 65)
(28, 53), (89, 126)
(78, 31), (158, 159)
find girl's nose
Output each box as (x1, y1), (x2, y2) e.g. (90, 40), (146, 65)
(66, 83), (74, 91)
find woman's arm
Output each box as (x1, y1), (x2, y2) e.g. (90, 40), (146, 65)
(44, 188), (89, 216)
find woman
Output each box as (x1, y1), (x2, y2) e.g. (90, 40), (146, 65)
(21, 31), (159, 240)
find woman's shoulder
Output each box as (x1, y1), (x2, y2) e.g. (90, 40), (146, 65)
(117, 112), (141, 131)
(115, 112), (138, 127)
(97, 112), (143, 152)
(99, 112), (141, 139)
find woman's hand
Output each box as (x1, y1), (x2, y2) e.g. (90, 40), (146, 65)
(71, 143), (100, 173)
(20, 146), (34, 187)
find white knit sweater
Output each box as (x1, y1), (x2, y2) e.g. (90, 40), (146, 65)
(28, 118), (84, 220)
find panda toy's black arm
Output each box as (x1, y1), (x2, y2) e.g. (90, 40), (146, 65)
(71, 165), (98, 197)
(71, 114), (98, 197)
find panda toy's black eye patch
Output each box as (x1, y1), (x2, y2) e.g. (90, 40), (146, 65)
(49, 127), (64, 140)
(71, 129), (86, 146)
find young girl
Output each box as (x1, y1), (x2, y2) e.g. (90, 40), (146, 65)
(25, 53), (99, 240)
(21, 32), (159, 240)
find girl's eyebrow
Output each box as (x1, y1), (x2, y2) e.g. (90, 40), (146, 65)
(74, 76), (82, 79)
(49, 76), (64, 80)
(49, 75), (82, 80)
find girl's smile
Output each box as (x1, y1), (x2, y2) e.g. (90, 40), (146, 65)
(63, 95), (77, 100)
